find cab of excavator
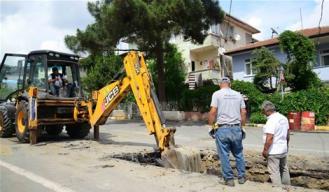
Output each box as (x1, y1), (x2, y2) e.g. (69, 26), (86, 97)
(26, 50), (82, 98)
(1, 50), (83, 100)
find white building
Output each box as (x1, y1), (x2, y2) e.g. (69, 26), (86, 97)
(171, 14), (259, 89)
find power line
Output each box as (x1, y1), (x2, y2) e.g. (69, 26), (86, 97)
(317, 0), (325, 46)
(318, 0), (325, 28)
(300, 8), (303, 30)
(225, 0), (233, 41)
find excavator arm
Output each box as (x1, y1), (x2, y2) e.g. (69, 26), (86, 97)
(74, 51), (175, 151)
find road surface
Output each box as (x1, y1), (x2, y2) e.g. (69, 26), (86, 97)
(1, 120), (328, 192)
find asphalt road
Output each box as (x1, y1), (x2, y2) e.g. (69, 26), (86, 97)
(0, 120), (328, 192)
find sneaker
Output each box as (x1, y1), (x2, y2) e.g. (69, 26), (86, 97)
(225, 179), (235, 187)
(238, 177), (246, 184)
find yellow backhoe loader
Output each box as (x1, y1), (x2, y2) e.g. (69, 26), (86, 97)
(0, 50), (200, 171)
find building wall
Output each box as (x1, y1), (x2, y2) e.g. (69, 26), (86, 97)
(314, 42), (329, 81)
(172, 21), (256, 76)
(220, 21), (254, 51)
(231, 42), (329, 82)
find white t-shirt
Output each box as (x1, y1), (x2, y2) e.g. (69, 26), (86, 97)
(263, 112), (289, 155)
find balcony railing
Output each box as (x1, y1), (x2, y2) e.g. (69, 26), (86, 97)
(189, 69), (221, 80)
(188, 69), (221, 89)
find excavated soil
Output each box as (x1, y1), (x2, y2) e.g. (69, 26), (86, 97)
(109, 149), (329, 190)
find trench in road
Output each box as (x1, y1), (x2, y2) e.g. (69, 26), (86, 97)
(104, 149), (329, 191)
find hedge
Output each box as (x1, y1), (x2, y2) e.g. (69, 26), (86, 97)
(178, 83), (218, 112)
(268, 88), (329, 125)
(178, 80), (329, 125)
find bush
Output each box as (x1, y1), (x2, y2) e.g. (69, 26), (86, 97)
(179, 83), (218, 112)
(250, 112), (267, 124)
(178, 79), (329, 125)
(231, 80), (266, 113)
(269, 88), (329, 125)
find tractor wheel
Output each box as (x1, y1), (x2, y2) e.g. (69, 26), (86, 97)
(15, 101), (29, 143)
(66, 123), (91, 139)
(45, 125), (63, 136)
(0, 106), (15, 137)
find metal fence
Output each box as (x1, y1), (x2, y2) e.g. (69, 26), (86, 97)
(115, 101), (180, 120)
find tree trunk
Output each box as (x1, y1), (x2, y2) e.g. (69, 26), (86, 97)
(155, 42), (166, 102)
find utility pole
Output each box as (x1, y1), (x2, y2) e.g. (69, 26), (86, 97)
(300, 8), (304, 30)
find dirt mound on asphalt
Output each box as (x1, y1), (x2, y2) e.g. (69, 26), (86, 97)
(201, 150), (329, 190)
(108, 149), (329, 190)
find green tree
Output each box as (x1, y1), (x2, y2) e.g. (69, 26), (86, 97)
(279, 30), (321, 90)
(65, 0), (224, 102)
(80, 54), (122, 92)
(148, 44), (186, 102)
(252, 47), (280, 93)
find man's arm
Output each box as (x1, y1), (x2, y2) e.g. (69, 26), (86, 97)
(48, 78), (55, 83)
(48, 74), (55, 84)
(208, 107), (217, 126)
(240, 108), (247, 126)
(262, 133), (273, 158)
(287, 129), (290, 147)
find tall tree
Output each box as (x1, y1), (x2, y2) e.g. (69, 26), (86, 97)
(148, 43), (186, 102)
(279, 31), (321, 90)
(65, 0), (224, 101)
(252, 47), (280, 93)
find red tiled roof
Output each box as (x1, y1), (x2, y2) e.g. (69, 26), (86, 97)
(225, 26), (329, 55)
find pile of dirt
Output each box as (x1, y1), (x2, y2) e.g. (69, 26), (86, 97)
(200, 149), (329, 191)
(108, 149), (329, 190)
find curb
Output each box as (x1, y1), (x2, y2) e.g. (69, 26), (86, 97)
(246, 124), (329, 132)
(245, 124), (264, 128)
(315, 125), (329, 131)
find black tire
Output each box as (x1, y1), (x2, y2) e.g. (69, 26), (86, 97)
(45, 125), (63, 136)
(15, 101), (29, 143)
(66, 123), (91, 139)
(0, 106), (15, 137)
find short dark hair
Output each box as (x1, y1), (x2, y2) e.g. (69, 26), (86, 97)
(52, 67), (58, 72)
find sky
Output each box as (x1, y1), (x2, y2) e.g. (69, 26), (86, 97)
(0, 0), (328, 58)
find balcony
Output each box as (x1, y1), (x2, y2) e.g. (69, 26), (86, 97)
(188, 69), (221, 89)
(190, 34), (221, 55)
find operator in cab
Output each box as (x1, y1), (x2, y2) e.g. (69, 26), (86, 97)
(48, 67), (66, 96)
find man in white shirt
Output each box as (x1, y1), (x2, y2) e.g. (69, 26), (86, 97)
(261, 101), (290, 186)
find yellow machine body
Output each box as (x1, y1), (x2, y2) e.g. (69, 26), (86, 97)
(74, 51), (173, 151)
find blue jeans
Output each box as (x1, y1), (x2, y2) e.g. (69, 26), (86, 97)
(215, 126), (246, 181)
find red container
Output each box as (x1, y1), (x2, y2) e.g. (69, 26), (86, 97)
(301, 111), (315, 131)
(288, 112), (301, 131)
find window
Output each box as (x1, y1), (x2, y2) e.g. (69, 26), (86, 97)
(245, 59), (255, 76)
(210, 24), (220, 35)
(320, 49), (329, 66)
(245, 33), (252, 44)
(229, 25), (234, 36)
(0, 55), (26, 100)
(30, 57), (46, 89)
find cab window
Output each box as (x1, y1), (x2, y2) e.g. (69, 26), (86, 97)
(0, 55), (26, 100)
